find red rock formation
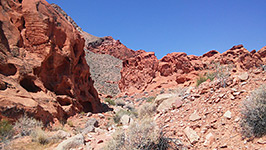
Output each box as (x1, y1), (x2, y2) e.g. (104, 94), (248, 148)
(0, 0), (102, 123)
(116, 43), (265, 95)
(119, 52), (158, 93)
(87, 36), (144, 60)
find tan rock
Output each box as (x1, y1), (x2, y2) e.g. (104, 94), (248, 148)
(157, 97), (182, 112)
(238, 72), (249, 81)
(120, 115), (132, 126)
(184, 127), (200, 144)
(203, 132), (215, 147)
(189, 111), (201, 121)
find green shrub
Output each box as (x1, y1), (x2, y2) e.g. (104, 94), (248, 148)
(240, 86), (266, 138)
(0, 119), (13, 141)
(146, 96), (155, 103)
(206, 72), (216, 81)
(105, 98), (115, 106)
(14, 115), (43, 136)
(196, 75), (207, 86)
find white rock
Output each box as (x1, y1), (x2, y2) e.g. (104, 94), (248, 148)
(238, 72), (249, 81)
(56, 134), (84, 150)
(223, 110), (232, 119)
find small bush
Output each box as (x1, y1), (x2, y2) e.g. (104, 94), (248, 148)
(196, 75), (207, 86)
(31, 128), (50, 145)
(115, 99), (126, 107)
(105, 117), (174, 150)
(214, 62), (232, 87)
(0, 119), (13, 141)
(206, 72), (216, 81)
(113, 109), (137, 124)
(67, 121), (74, 127)
(105, 98), (115, 106)
(146, 96), (155, 102)
(240, 86), (266, 138)
(14, 115), (43, 136)
(138, 103), (156, 120)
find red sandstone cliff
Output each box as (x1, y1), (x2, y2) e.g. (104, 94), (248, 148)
(0, 0), (102, 123)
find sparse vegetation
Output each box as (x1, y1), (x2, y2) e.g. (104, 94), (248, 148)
(105, 117), (171, 150)
(105, 98), (116, 106)
(31, 128), (50, 145)
(196, 74), (207, 86)
(206, 72), (216, 81)
(115, 99), (126, 107)
(146, 96), (155, 102)
(14, 115), (43, 136)
(213, 62), (232, 87)
(113, 109), (137, 124)
(138, 103), (157, 120)
(0, 119), (13, 142)
(67, 120), (74, 127)
(240, 86), (266, 138)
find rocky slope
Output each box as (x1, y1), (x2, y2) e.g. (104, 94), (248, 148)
(0, 0), (102, 124)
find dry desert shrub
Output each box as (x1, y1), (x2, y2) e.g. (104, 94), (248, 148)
(104, 117), (170, 150)
(115, 98), (126, 107)
(137, 103), (156, 120)
(30, 128), (50, 145)
(240, 86), (266, 138)
(13, 114), (43, 136)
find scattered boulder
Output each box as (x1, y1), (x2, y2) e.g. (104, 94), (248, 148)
(82, 118), (99, 134)
(189, 111), (201, 121)
(184, 127), (199, 144)
(54, 130), (71, 140)
(157, 96), (182, 112)
(238, 72), (249, 81)
(223, 110), (232, 119)
(85, 118), (99, 128)
(120, 115), (132, 126)
(55, 134), (85, 150)
(203, 132), (215, 147)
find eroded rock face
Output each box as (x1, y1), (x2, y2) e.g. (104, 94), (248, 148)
(92, 40), (265, 95)
(119, 52), (159, 93)
(87, 36), (144, 60)
(0, 0), (102, 123)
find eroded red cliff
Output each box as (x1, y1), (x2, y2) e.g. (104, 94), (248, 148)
(0, 0), (102, 123)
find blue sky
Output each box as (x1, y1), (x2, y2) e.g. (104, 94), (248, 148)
(47, 0), (266, 59)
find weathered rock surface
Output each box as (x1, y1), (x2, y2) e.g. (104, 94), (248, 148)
(85, 50), (122, 96)
(184, 127), (200, 144)
(0, 0), (102, 123)
(55, 134), (84, 150)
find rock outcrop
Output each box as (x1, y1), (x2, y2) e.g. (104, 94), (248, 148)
(0, 0), (102, 123)
(88, 35), (265, 95)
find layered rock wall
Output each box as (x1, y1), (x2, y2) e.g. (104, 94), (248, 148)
(0, 0), (102, 123)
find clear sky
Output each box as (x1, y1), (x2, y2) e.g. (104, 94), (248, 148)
(46, 0), (266, 59)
